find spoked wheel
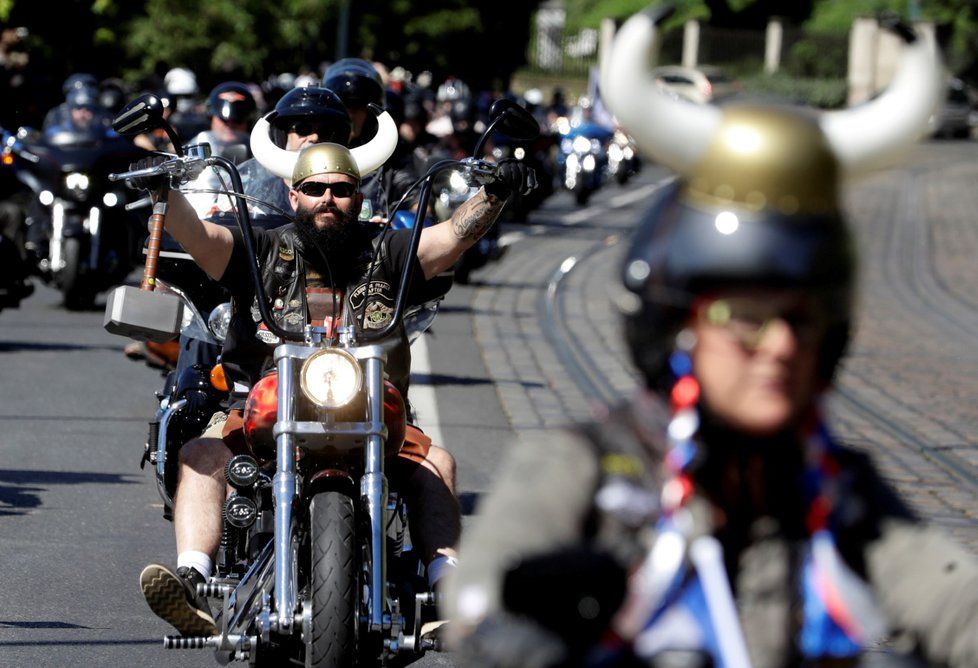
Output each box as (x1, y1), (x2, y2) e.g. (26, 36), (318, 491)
(306, 490), (357, 667)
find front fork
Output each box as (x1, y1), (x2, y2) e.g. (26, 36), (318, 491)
(269, 345), (390, 635)
(361, 352), (388, 632)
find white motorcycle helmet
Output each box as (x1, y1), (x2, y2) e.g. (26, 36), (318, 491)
(164, 67), (198, 97)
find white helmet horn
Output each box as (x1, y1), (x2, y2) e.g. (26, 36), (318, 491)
(349, 105), (399, 177)
(250, 106), (399, 180)
(600, 6), (722, 174)
(820, 19), (942, 176)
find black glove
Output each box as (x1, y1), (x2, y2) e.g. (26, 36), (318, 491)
(486, 159), (537, 200)
(125, 155), (169, 193)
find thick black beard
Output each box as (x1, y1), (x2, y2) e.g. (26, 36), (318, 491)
(292, 203), (369, 285)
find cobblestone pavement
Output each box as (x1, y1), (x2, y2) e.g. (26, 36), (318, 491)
(470, 142), (978, 551)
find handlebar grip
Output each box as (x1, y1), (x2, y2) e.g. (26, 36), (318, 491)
(109, 165), (157, 182)
(140, 192), (168, 291)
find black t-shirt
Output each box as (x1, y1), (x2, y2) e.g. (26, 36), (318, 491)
(217, 224), (443, 408)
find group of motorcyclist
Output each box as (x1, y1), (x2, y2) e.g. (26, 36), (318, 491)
(0, 60), (602, 316)
(2, 11), (977, 665)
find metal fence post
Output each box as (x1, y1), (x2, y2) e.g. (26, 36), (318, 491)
(764, 18), (783, 74)
(682, 20), (700, 68)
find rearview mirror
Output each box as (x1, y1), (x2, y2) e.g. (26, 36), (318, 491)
(112, 93), (167, 138)
(489, 99), (540, 142)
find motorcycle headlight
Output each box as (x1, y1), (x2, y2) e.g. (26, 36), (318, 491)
(560, 138), (573, 153)
(514, 147), (526, 160)
(449, 170), (470, 194)
(572, 135), (591, 153)
(300, 348), (362, 409)
(582, 154), (597, 171)
(208, 302), (232, 342)
(65, 172), (90, 193)
(608, 144), (623, 160)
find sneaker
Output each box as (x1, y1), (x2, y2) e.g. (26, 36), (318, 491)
(140, 563), (217, 636)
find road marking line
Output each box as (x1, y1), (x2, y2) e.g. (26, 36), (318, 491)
(410, 332), (446, 448)
(607, 181), (665, 207)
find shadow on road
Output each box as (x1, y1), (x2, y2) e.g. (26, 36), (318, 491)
(412, 372), (544, 390)
(0, 341), (125, 353)
(0, 469), (140, 516)
(0, 620), (92, 629)
(0, 639), (159, 646)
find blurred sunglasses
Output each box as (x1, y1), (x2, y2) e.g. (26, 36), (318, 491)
(696, 294), (829, 349)
(288, 120), (343, 139)
(295, 181), (358, 198)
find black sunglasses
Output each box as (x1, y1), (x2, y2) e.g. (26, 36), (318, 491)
(295, 181), (358, 198)
(288, 120), (344, 140)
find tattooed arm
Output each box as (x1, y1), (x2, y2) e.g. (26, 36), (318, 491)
(416, 188), (507, 280)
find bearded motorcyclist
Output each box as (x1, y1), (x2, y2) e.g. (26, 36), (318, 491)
(131, 137), (536, 635)
(446, 11), (978, 668)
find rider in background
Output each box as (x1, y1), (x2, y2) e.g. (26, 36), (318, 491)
(446, 12), (978, 668)
(164, 67), (208, 139)
(184, 81), (257, 218)
(324, 57), (419, 219)
(43, 73), (99, 131)
(189, 81), (255, 161)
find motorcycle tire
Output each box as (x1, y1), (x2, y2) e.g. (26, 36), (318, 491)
(61, 237), (95, 310)
(574, 186), (591, 206)
(307, 490), (357, 667)
(616, 169), (630, 186)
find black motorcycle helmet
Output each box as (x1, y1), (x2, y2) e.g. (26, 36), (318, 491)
(323, 58), (385, 109)
(264, 86), (352, 147)
(207, 81), (257, 125)
(62, 73), (98, 97)
(620, 174), (854, 395)
(99, 79), (127, 114)
(66, 86), (99, 110)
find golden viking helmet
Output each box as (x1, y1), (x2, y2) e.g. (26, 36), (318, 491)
(600, 8), (942, 215)
(686, 107), (839, 216)
(291, 143), (361, 187)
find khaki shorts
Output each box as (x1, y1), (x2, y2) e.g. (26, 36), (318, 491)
(201, 409), (433, 463)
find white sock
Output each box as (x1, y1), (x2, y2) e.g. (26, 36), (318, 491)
(427, 555), (459, 588)
(177, 551), (213, 580)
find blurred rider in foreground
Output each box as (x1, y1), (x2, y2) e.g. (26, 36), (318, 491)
(446, 10), (978, 668)
(129, 128), (535, 635)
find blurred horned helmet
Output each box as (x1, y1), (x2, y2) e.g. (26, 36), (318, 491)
(600, 8), (941, 392)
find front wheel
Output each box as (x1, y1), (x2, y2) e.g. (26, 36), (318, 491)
(307, 491), (357, 667)
(61, 236), (95, 310)
(574, 183), (592, 206)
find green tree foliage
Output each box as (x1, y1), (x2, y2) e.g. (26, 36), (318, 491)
(564, 0), (709, 34)
(805, 0), (977, 73)
(3, 0), (540, 93)
(123, 0), (539, 89)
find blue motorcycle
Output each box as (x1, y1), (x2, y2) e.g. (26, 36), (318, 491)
(557, 120), (613, 206)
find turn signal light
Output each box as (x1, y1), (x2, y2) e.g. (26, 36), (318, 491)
(1, 152), (13, 166)
(210, 364), (229, 392)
